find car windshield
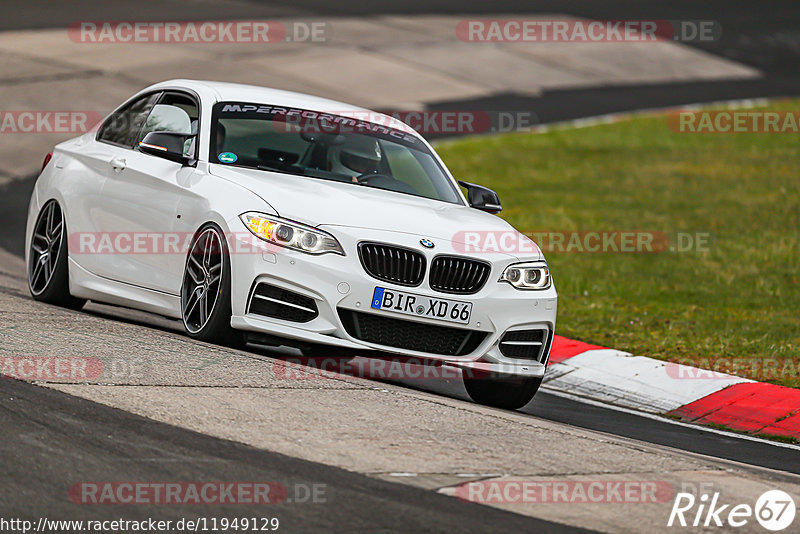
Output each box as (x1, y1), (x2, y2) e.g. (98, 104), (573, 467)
(210, 102), (462, 204)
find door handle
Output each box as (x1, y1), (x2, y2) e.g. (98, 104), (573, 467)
(110, 157), (127, 172)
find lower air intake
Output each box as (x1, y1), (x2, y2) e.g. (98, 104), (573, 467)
(248, 283), (319, 323)
(498, 329), (549, 361)
(338, 309), (486, 356)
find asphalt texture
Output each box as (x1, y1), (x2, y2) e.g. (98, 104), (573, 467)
(0, 378), (590, 533)
(1, 1), (799, 123)
(2, 4), (797, 68)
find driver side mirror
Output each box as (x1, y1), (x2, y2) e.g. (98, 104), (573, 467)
(139, 131), (196, 165)
(458, 181), (502, 214)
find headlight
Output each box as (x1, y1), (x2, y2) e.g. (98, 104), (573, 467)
(499, 262), (551, 290)
(240, 212), (344, 255)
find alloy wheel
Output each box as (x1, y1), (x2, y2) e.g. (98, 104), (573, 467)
(182, 228), (224, 334)
(29, 201), (64, 296)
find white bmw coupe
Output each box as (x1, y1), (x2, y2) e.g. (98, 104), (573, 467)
(26, 80), (557, 409)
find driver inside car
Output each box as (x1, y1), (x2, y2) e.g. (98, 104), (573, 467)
(329, 137), (383, 182)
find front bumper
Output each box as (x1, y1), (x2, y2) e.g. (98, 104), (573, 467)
(227, 222), (557, 378)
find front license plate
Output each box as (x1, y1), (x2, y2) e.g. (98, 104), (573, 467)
(371, 287), (472, 325)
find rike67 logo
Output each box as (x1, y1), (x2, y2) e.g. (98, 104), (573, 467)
(668, 490), (796, 531)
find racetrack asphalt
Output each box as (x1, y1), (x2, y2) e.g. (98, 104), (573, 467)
(1, 1), (799, 121)
(0, 377), (588, 533)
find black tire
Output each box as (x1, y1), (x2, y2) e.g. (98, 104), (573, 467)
(28, 200), (86, 310)
(463, 374), (542, 410)
(180, 223), (242, 346)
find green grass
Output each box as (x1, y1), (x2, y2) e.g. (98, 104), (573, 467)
(436, 101), (800, 387)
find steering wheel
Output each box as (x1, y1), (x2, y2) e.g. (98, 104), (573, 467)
(354, 173), (420, 195)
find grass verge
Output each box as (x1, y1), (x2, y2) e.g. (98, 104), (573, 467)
(437, 100), (800, 388)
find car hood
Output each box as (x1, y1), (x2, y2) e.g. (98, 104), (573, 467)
(209, 164), (540, 258)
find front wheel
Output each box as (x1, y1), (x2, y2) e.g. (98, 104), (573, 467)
(181, 224), (242, 346)
(464, 374), (542, 410)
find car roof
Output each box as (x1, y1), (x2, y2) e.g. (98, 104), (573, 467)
(145, 79), (413, 133)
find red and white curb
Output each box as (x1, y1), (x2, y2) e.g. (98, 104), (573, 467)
(544, 336), (800, 441)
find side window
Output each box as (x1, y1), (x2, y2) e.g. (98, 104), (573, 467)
(97, 93), (160, 148)
(138, 93), (199, 158)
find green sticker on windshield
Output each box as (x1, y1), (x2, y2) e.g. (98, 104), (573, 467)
(218, 152), (237, 163)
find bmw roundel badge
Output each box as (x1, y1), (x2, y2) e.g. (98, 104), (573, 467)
(420, 239), (435, 249)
